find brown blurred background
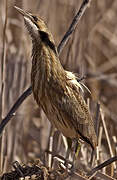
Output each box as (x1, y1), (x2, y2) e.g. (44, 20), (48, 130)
(0, 0), (117, 177)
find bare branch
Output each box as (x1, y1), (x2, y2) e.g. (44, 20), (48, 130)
(0, 0), (92, 135)
(0, 87), (32, 134)
(58, 0), (91, 54)
(88, 155), (117, 176)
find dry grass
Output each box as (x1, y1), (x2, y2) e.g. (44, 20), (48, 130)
(0, 0), (117, 179)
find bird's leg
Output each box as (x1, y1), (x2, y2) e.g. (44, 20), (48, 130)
(64, 140), (81, 173)
(65, 137), (72, 159)
(61, 137), (72, 169)
(75, 141), (81, 158)
(63, 138), (81, 170)
(71, 139), (81, 162)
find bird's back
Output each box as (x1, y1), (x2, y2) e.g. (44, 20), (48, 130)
(31, 44), (97, 148)
(41, 70), (97, 149)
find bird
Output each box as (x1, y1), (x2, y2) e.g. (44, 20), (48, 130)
(14, 6), (97, 151)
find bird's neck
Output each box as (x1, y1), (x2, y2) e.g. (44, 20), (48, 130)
(31, 41), (62, 80)
(31, 41), (65, 101)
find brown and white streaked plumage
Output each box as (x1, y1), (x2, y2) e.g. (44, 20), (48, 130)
(15, 6), (97, 150)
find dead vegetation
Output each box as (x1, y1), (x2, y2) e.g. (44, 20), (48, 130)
(0, 0), (117, 179)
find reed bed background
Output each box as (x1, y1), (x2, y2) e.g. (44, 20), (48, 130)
(0, 0), (117, 179)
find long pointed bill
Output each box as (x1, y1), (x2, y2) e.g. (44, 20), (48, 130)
(14, 6), (33, 20)
(14, 6), (39, 39)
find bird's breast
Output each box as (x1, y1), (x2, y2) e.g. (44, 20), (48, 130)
(31, 44), (65, 103)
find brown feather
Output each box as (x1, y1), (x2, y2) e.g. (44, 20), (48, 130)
(15, 7), (97, 149)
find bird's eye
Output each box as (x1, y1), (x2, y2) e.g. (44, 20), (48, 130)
(32, 16), (38, 22)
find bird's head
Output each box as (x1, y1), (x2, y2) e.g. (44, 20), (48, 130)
(14, 6), (55, 44)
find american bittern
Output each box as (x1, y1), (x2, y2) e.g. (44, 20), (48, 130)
(15, 6), (97, 151)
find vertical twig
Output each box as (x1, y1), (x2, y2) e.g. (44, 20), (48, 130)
(0, 0), (8, 120)
(1, 131), (6, 173)
(0, 0), (8, 172)
(48, 136), (53, 169)
(100, 109), (116, 170)
(97, 126), (103, 162)
(112, 136), (117, 154)
(95, 103), (100, 136)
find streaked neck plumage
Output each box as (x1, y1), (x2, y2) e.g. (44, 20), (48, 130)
(31, 30), (65, 102)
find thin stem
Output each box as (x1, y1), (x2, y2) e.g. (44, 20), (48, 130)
(0, 0), (8, 121)
(0, 0), (8, 172)
(57, 0), (91, 54)
(88, 155), (117, 176)
(100, 109), (116, 169)
(0, 87), (32, 134)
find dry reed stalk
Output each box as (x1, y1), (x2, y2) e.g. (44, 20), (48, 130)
(100, 109), (116, 170)
(0, 0), (8, 173)
(0, 0), (8, 118)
